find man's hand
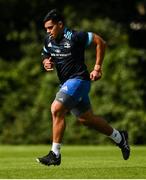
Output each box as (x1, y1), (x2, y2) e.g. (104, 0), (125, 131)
(90, 69), (102, 81)
(43, 57), (54, 71)
(90, 65), (102, 81)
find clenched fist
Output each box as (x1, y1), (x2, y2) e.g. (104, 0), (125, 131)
(43, 57), (54, 71)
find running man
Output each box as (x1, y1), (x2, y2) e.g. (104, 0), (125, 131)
(36, 9), (130, 166)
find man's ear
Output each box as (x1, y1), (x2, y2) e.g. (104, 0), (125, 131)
(58, 21), (63, 28)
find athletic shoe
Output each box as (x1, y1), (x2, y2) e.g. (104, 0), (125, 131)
(36, 151), (61, 166)
(117, 131), (130, 160)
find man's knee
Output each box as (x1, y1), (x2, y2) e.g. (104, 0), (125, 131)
(77, 114), (88, 125)
(51, 100), (67, 117)
(77, 110), (94, 125)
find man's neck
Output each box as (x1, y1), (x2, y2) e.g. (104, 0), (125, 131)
(55, 28), (64, 43)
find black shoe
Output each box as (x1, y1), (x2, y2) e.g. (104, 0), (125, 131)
(36, 151), (61, 166)
(117, 131), (130, 160)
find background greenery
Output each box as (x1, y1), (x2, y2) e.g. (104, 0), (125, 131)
(0, 0), (146, 144)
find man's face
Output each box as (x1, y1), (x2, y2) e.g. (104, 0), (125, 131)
(44, 20), (63, 40)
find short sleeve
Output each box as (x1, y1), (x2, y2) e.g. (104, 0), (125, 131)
(72, 31), (93, 47)
(86, 32), (93, 46)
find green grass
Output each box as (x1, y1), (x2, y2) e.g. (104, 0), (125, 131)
(0, 145), (146, 179)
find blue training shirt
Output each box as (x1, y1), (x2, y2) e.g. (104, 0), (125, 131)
(42, 27), (93, 84)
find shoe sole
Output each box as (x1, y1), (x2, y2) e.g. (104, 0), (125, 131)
(36, 158), (61, 166)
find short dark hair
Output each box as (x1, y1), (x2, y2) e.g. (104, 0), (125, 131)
(43, 9), (65, 24)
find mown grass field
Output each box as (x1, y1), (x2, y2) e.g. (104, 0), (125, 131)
(0, 145), (146, 179)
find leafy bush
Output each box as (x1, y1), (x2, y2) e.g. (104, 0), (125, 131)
(0, 17), (146, 145)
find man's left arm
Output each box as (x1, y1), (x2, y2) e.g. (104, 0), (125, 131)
(90, 33), (106, 81)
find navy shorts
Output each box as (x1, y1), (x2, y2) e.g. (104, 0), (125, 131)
(55, 78), (91, 116)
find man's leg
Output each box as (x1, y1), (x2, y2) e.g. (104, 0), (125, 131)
(77, 109), (130, 160)
(51, 100), (68, 143)
(36, 100), (68, 166)
(77, 109), (121, 143)
(78, 109), (113, 136)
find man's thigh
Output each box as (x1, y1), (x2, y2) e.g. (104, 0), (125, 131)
(55, 78), (91, 115)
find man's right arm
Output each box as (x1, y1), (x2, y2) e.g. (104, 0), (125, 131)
(41, 37), (54, 71)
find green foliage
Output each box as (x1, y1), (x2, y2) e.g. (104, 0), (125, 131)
(90, 45), (146, 144)
(0, 48), (58, 144)
(0, 1), (146, 144)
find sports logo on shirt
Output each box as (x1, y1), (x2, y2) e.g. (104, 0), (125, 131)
(54, 49), (61, 53)
(64, 42), (71, 48)
(48, 42), (52, 47)
(61, 85), (68, 91)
